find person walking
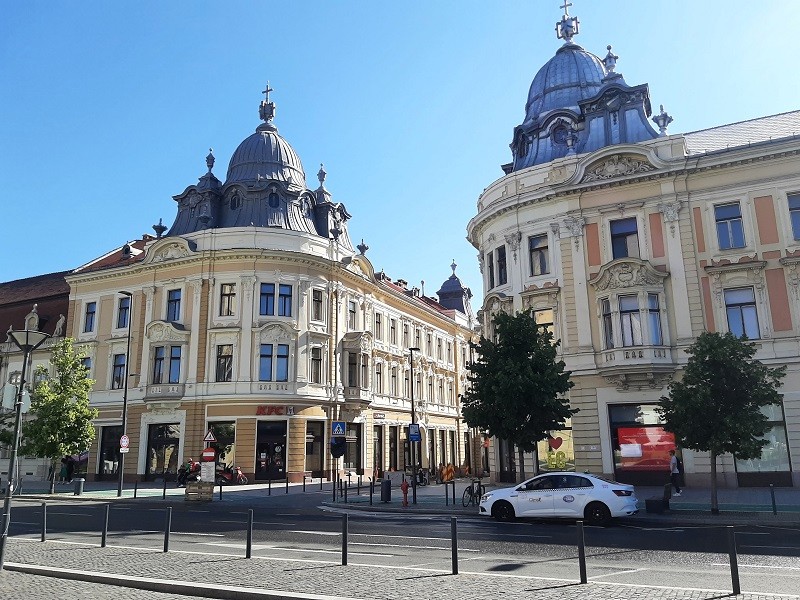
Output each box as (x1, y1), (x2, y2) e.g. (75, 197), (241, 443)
(669, 449), (682, 496)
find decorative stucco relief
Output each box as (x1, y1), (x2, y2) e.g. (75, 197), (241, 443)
(589, 258), (669, 291)
(146, 321), (190, 342)
(658, 200), (683, 238)
(582, 155), (655, 183)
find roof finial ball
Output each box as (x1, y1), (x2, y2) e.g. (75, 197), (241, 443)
(603, 45), (618, 73)
(653, 104), (674, 137)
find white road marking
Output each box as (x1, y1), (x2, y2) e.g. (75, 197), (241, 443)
(202, 541), (385, 557)
(213, 519), (294, 526)
(288, 530), (339, 536)
(349, 541), (480, 552)
(740, 545), (800, 551)
(171, 532), (224, 537)
(589, 567), (648, 580)
(712, 561), (800, 570)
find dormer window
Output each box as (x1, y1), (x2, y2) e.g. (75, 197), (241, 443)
(268, 192), (280, 209)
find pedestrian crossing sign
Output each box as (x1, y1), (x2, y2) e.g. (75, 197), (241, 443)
(331, 421), (346, 438)
(203, 429), (217, 443)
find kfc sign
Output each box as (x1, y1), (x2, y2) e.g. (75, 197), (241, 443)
(256, 405), (294, 416)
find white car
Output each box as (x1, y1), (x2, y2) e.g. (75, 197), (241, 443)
(479, 472), (638, 525)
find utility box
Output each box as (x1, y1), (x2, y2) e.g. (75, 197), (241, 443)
(380, 478), (391, 503)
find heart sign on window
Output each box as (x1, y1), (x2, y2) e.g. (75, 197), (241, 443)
(548, 436), (563, 450)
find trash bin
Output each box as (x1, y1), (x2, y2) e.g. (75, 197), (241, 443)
(73, 478), (86, 496)
(380, 478), (391, 503)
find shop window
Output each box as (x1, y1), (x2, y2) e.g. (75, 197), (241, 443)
(724, 287), (760, 339)
(111, 353), (126, 389)
(84, 301), (97, 333)
(207, 421), (236, 469)
(216, 344), (233, 382)
(734, 404), (792, 486)
(789, 193), (800, 240)
(529, 234), (549, 276)
(166, 289), (181, 322)
(220, 283), (236, 317)
(116, 296), (130, 329)
(306, 421), (325, 474)
(311, 289), (324, 322)
(343, 423), (362, 471)
(619, 295), (642, 347)
(537, 428), (575, 472)
(610, 218), (640, 259)
(715, 202), (746, 249)
(609, 404), (675, 486)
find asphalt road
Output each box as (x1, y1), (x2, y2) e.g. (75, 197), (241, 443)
(6, 492), (800, 597)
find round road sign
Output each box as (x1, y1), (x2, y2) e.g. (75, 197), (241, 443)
(120, 434), (130, 448)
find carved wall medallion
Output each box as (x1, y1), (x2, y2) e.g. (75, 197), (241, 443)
(589, 258), (669, 291)
(582, 155), (655, 182)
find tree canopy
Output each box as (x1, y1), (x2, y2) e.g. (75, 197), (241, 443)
(20, 338), (98, 464)
(657, 331), (785, 512)
(462, 309), (575, 453)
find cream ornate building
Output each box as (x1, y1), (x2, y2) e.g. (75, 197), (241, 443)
(62, 90), (477, 483)
(468, 8), (800, 488)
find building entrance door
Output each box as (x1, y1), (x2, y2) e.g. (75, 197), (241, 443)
(145, 423), (181, 481)
(255, 420), (287, 481)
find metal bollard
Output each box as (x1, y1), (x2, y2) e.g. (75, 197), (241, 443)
(577, 520), (587, 584)
(770, 483), (777, 516)
(344, 480), (348, 503)
(320, 475), (323, 491)
(303, 476), (307, 493)
(41, 502), (46, 542)
(101, 504), (110, 548)
(370, 480), (374, 506)
(357, 475), (361, 495)
(246, 509), (253, 559)
(341, 514), (348, 566)
(219, 483), (223, 501)
(285, 477), (289, 494)
(332, 473), (336, 502)
(268, 475), (272, 496)
(451, 516), (458, 575)
(162, 477), (167, 500)
(163, 507), (172, 553)
(134, 481), (138, 499)
(445, 484), (449, 506)
(727, 526), (740, 595)
(451, 481), (457, 505)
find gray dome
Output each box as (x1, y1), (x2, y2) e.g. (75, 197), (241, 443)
(225, 123), (306, 187)
(525, 43), (607, 123)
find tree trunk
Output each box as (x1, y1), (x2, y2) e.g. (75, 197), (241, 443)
(518, 447), (526, 482)
(710, 452), (719, 515)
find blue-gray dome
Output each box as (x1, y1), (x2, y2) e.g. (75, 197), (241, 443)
(225, 122), (306, 187)
(525, 43), (607, 123)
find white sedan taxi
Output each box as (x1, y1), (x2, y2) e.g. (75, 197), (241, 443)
(479, 472), (638, 525)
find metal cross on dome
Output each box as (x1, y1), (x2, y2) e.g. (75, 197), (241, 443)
(259, 81), (276, 123)
(556, 1), (580, 43)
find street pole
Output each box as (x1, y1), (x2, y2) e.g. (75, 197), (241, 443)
(117, 291), (133, 498)
(1, 325), (49, 571)
(409, 346), (420, 505)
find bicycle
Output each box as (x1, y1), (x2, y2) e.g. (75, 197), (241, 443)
(462, 477), (486, 507)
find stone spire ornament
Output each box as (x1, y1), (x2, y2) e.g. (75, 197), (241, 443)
(317, 163), (327, 188)
(451, 260), (457, 275)
(357, 239), (369, 255)
(206, 148), (215, 173)
(653, 105), (674, 136)
(603, 45), (618, 73)
(153, 218), (167, 238)
(555, 0), (580, 43)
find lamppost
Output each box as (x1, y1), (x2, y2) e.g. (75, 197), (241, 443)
(117, 291), (133, 497)
(0, 325), (49, 571)
(408, 346), (420, 505)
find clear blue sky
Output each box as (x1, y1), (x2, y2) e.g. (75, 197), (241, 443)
(2, 2), (799, 313)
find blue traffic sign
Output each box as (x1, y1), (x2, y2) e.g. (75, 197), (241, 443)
(331, 421), (346, 437)
(409, 423), (421, 442)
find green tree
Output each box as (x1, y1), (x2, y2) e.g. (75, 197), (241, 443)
(462, 309), (575, 479)
(20, 338), (97, 484)
(657, 332), (785, 513)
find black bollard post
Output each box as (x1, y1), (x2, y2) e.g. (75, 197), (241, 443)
(577, 520), (587, 584)
(370, 480), (374, 506)
(268, 474), (272, 496)
(451, 516), (458, 575)
(246, 509), (253, 559)
(134, 481), (138, 499)
(219, 483), (223, 501)
(452, 481), (456, 505)
(341, 514), (348, 566)
(358, 475), (361, 495)
(101, 504), (110, 548)
(770, 483), (777, 516)
(303, 476), (307, 493)
(162, 477), (167, 500)
(41, 502), (46, 542)
(344, 480), (348, 503)
(332, 473), (336, 502)
(163, 507), (172, 553)
(445, 483), (449, 506)
(285, 477), (289, 495)
(727, 526), (740, 595)
(320, 475), (323, 491)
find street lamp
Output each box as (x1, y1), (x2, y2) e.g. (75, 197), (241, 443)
(117, 291), (133, 497)
(0, 325), (49, 571)
(408, 346), (420, 505)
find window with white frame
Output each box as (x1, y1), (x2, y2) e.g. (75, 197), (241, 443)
(648, 294), (663, 345)
(220, 284), (236, 317)
(715, 203), (746, 249)
(601, 298), (614, 349)
(788, 193), (800, 240)
(116, 296), (130, 329)
(348, 300), (357, 330)
(278, 284), (293, 317)
(446, 341), (452, 363)
(610, 218), (640, 259)
(724, 287), (760, 339)
(153, 345), (181, 384)
(497, 245), (508, 285)
(111, 353), (126, 389)
(437, 338), (442, 360)
(619, 295), (643, 347)
(311, 289), (324, 322)
(374, 363), (383, 393)
(529, 234), (549, 276)
(166, 289), (181, 322)
(216, 344), (233, 382)
(426, 333), (432, 356)
(437, 379), (444, 404)
(84, 302), (97, 333)
(390, 366), (398, 395)
(486, 251), (495, 289)
(310, 346), (323, 383)
(374, 313), (383, 340)
(402, 323), (409, 347)
(259, 343), (289, 381)
(390, 319), (397, 344)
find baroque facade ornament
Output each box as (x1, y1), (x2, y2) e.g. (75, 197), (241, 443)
(146, 321), (189, 343)
(504, 232), (522, 263)
(657, 200), (683, 237)
(589, 258), (669, 291)
(562, 215), (585, 249)
(779, 257), (800, 299)
(582, 155), (655, 182)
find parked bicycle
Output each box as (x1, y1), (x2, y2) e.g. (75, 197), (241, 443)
(462, 477), (486, 507)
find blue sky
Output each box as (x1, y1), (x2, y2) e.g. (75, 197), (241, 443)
(2, 2), (799, 313)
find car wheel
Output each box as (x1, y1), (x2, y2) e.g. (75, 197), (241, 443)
(584, 502), (611, 526)
(492, 500), (516, 522)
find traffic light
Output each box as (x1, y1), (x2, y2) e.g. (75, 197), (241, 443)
(330, 437), (346, 458)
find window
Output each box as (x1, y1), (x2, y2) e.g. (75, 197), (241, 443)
(390, 319), (397, 344)
(404, 369), (410, 398)
(602, 298), (614, 349)
(437, 379), (444, 403)
(426, 333), (432, 355)
(276, 344), (289, 381)
(112, 353), (126, 390)
(220, 284), (236, 317)
(152, 346), (165, 384)
(497, 246), (508, 285)
(529, 234), (549, 276)
(348, 300), (357, 329)
(789, 193), (800, 240)
(278, 284), (292, 317)
(361, 355), (368, 388)
(610, 218), (640, 259)
(403, 324), (409, 347)
(310, 347), (323, 384)
(415, 328), (421, 349)
(390, 367), (398, 395)
(259, 344), (273, 381)
(619, 295), (642, 347)
(715, 203), (746, 249)
(486, 251), (495, 289)
(437, 338), (442, 360)
(348, 353), (358, 387)
(216, 344), (233, 382)
(374, 363), (383, 393)
(374, 313), (383, 340)
(80, 357), (92, 373)
(533, 308), (554, 335)
(427, 375), (434, 400)
(117, 296), (130, 329)
(725, 287), (760, 339)
(260, 283), (275, 316)
(446, 341), (452, 363)
(84, 302), (97, 333)
(312, 289), (323, 321)
(166, 289), (181, 322)
(169, 346), (181, 383)
(648, 294), (663, 345)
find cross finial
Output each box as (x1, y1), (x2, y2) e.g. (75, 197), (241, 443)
(555, 1), (579, 43)
(560, 0), (572, 16)
(262, 82), (273, 103)
(258, 82), (276, 125)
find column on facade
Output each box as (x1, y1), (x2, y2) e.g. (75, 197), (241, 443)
(138, 286), (156, 386)
(186, 278), (203, 384)
(658, 199), (693, 340)
(238, 276), (256, 381)
(564, 217), (593, 349)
